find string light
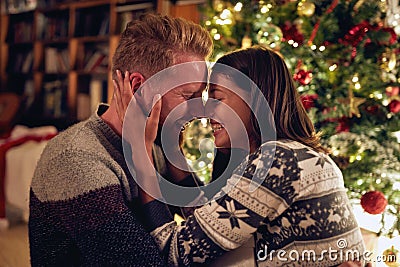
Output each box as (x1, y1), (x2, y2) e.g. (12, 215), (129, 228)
(393, 182), (400, 190)
(329, 64), (337, 71)
(220, 9), (231, 19)
(332, 148), (340, 156)
(352, 75), (361, 90)
(382, 99), (389, 106)
(234, 2), (243, 12)
(261, 5), (269, 13)
(394, 131), (400, 143)
(201, 118), (208, 127)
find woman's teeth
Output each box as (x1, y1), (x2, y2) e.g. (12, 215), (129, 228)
(212, 124), (224, 133)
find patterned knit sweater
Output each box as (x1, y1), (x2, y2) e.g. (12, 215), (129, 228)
(29, 105), (165, 266)
(143, 140), (366, 266)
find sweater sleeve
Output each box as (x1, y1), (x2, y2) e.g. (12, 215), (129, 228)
(142, 143), (301, 266)
(29, 148), (165, 266)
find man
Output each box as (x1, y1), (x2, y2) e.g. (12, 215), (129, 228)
(29, 13), (213, 266)
(30, 13), (368, 267)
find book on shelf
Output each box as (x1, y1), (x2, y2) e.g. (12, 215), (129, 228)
(7, 50), (33, 73)
(76, 93), (90, 120)
(36, 13), (46, 40)
(9, 21), (33, 43)
(75, 8), (110, 37)
(45, 48), (57, 73)
(45, 47), (69, 73)
(89, 79), (107, 111)
(84, 52), (107, 72)
(98, 15), (110, 36)
(35, 12), (69, 41)
(21, 51), (34, 73)
(43, 79), (68, 118)
(116, 2), (155, 33)
(83, 44), (109, 73)
(36, 0), (69, 9)
(76, 78), (107, 120)
(23, 79), (35, 110)
(5, 0), (37, 14)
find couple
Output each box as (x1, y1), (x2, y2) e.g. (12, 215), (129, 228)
(29, 13), (367, 266)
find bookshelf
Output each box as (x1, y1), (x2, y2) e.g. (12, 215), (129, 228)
(0, 0), (204, 130)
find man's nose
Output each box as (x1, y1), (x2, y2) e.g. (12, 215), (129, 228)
(187, 97), (205, 119)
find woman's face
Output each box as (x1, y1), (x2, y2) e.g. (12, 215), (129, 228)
(207, 74), (257, 153)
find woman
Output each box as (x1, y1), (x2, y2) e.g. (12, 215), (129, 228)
(115, 46), (367, 266)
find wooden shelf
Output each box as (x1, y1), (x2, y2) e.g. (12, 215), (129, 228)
(74, 36), (110, 43)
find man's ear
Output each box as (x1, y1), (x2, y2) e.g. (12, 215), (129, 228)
(129, 72), (145, 94)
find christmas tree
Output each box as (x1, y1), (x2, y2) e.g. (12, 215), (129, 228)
(199, 0), (400, 237)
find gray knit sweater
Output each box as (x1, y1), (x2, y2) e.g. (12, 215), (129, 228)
(29, 105), (165, 266)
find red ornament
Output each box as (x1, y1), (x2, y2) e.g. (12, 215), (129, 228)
(360, 191), (388, 215)
(336, 116), (351, 133)
(300, 94), (318, 110)
(281, 22), (304, 45)
(388, 99), (400, 113)
(339, 21), (370, 47)
(386, 86), (399, 97)
(365, 105), (379, 114)
(293, 69), (312, 85)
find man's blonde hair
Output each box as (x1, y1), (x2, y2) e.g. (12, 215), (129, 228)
(112, 13), (213, 79)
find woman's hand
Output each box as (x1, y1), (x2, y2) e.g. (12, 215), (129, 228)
(113, 70), (134, 127)
(113, 70), (162, 203)
(113, 70), (161, 155)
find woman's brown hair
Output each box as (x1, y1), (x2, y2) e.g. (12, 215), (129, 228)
(215, 46), (328, 153)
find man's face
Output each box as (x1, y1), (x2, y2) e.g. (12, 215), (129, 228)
(159, 82), (205, 125)
(158, 55), (208, 128)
